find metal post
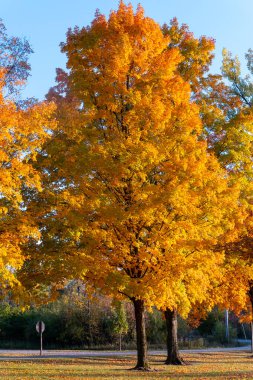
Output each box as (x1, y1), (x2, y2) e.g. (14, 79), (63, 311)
(241, 323), (247, 340)
(225, 309), (229, 343)
(36, 321), (45, 356)
(40, 330), (43, 356)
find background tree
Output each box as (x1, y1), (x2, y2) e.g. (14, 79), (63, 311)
(178, 46), (253, 355)
(0, 69), (56, 294)
(212, 50), (253, 345)
(222, 49), (253, 107)
(111, 301), (129, 351)
(0, 19), (56, 293)
(0, 19), (32, 99)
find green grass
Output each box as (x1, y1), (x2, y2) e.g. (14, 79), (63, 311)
(0, 351), (253, 379)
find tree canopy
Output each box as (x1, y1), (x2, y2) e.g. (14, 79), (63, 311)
(17, 2), (243, 369)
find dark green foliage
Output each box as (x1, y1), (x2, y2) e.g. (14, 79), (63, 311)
(146, 308), (166, 345)
(111, 302), (128, 336)
(198, 308), (238, 345)
(0, 296), (244, 349)
(0, 293), (132, 349)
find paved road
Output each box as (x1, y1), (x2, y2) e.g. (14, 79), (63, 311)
(0, 346), (250, 360)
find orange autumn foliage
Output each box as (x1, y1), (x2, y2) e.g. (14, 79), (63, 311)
(0, 70), (56, 288)
(211, 50), (253, 321)
(27, 2), (241, 319)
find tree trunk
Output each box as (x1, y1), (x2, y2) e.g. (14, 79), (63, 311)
(251, 321), (253, 354)
(248, 284), (253, 353)
(119, 333), (122, 351)
(164, 308), (185, 365)
(132, 298), (149, 370)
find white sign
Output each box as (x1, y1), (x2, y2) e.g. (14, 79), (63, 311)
(36, 321), (45, 334)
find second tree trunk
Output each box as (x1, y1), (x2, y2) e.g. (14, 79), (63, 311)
(164, 308), (185, 365)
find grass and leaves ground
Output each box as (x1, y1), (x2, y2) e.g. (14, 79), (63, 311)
(0, 351), (253, 379)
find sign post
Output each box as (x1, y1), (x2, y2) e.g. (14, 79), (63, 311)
(36, 321), (45, 356)
(225, 310), (229, 343)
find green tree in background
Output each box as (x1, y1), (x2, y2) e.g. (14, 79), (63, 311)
(111, 302), (129, 351)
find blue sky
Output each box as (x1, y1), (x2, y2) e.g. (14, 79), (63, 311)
(1, 0), (252, 100)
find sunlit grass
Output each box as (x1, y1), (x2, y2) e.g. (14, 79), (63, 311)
(0, 351), (253, 379)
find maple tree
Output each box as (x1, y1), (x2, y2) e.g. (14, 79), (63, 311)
(181, 48), (253, 352)
(0, 68), (56, 293)
(154, 18), (244, 365)
(212, 49), (253, 337)
(162, 18), (215, 93)
(23, 2), (243, 370)
(0, 19), (57, 298)
(159, 20), (223, 364)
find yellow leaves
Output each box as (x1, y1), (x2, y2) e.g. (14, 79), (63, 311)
(0, 90), (56, 203)
(25, 1), (247, 321)
(60, 190), (86, 209)
(0, 71), (56, 290)
(63, 2), (177, 116)
(222, 48), (241, 79)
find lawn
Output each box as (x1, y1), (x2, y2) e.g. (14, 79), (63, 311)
(0, 351), (253, 379)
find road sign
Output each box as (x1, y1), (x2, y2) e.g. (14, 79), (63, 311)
(36, 321), (45, 334)
(36, 321), (45, 355)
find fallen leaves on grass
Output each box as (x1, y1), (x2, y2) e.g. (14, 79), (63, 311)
(0, 351), (252, 379)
